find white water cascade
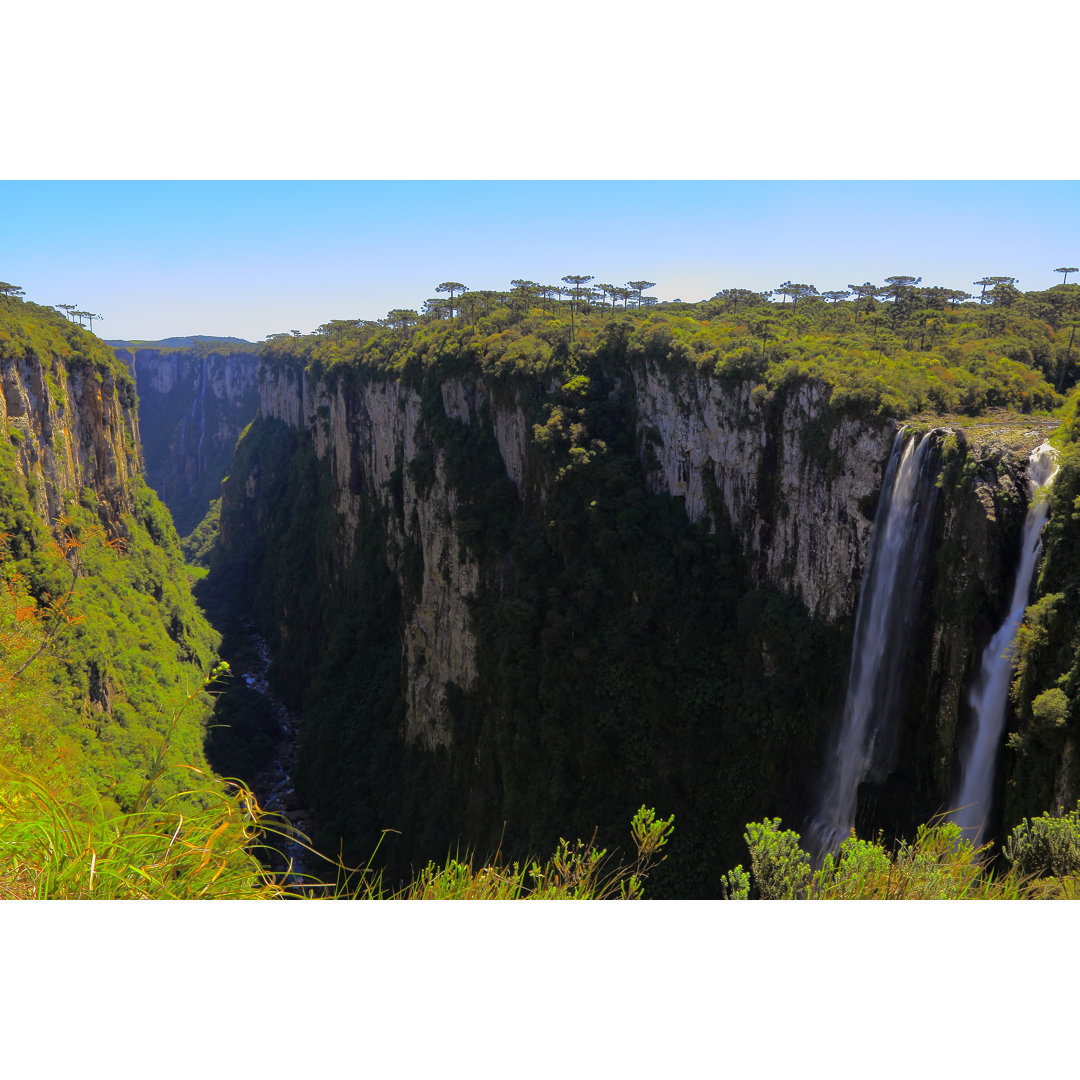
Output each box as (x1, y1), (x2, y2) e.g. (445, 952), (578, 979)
(951, 442), (1059, 844)
(806, 429), (942, 857)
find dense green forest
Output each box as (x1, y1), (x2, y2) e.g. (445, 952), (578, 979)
(267, 274), (1077, 419)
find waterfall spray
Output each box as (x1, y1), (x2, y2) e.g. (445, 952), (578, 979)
(951, 442), (1059, 845)
(806, 429), (942, 857)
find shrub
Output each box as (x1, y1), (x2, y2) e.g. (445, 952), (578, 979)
(1031, 687), (1069, 729)
(743, 817), (811, 899)
(1002, 803), (1080, 879)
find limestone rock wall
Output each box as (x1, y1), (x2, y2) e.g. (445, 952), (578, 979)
(259, 367), (483, 751)
(253, 360), (912, 750)
(1, 347), (140, 530)
(631, 364), (896, 622)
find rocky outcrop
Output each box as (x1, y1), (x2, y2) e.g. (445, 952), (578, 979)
(2, 345), (140, 530)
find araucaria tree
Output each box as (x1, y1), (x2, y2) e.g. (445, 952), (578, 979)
(595, 284), (619, 312)
(882, 275), (921, 304)
(973, 276), (1015, 304)
(848, 282), (881, 322)
(882, 276), (921, 327)
(383, 309), (420, 332)
(562, 274), (593, 342)
(627, 280), (656, 307)
(1055, 267), (1079, 285)
(509, 280), (539, 317)
(73, 310), (103, 332)
(712, 288), (768, 315)
(775, 282), (817, 310)
(435, 282), (467, 321)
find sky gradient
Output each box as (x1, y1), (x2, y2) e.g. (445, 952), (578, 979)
(4, 180), (1078, 342)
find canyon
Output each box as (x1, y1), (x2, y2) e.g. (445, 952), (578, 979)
(190, 346), (1061, 893)
(4, 299), (1073, 897)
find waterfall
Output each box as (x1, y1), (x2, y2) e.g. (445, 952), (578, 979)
(806, 429), (942, 857)
(951, 442), (1059, 845)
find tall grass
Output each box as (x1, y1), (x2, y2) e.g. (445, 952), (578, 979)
(0, 722), (676, 900)
(0, 764), (294, 899)
(0, 660), (303, 900)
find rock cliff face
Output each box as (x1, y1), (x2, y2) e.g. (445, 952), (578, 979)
(220, 351), (1054, 888)
(631, 365), (895, 622)
(257, 365), (482, 751)
(113, 346), (260, 535)
(251, 361), (1044, 764)
(2, 342), (140, 531)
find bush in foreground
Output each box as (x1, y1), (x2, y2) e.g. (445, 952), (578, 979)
(723, 813), (1080, 899)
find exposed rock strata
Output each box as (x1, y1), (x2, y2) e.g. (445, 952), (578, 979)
(259, 367), (481, 751)
(632, 365), (895, 622)
(1, 347), (140, 529)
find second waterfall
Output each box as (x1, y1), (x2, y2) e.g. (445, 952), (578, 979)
(806, 428), (943, 858)
(950, 442), (1059, 844)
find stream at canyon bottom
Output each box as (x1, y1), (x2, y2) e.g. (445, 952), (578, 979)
(236, 620), (318, 890)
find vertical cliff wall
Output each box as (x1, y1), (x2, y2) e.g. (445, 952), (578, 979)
(112, 345), (260, 536)
(632, 366), (896, 622)
(3, 332), (140, 531)
(250, 360), (902, 746)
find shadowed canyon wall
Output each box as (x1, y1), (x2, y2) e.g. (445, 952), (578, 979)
(112, 345), (260, 536)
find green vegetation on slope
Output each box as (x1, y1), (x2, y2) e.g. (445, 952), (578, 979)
(1, 294), (135, 401)
(180, 497), (220, 569)
(1, 297), (221, 817)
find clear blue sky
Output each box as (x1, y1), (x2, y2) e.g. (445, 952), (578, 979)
(4, 180), (1078, 342)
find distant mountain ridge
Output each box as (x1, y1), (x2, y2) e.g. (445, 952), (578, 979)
(106, 335), (255, 348)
